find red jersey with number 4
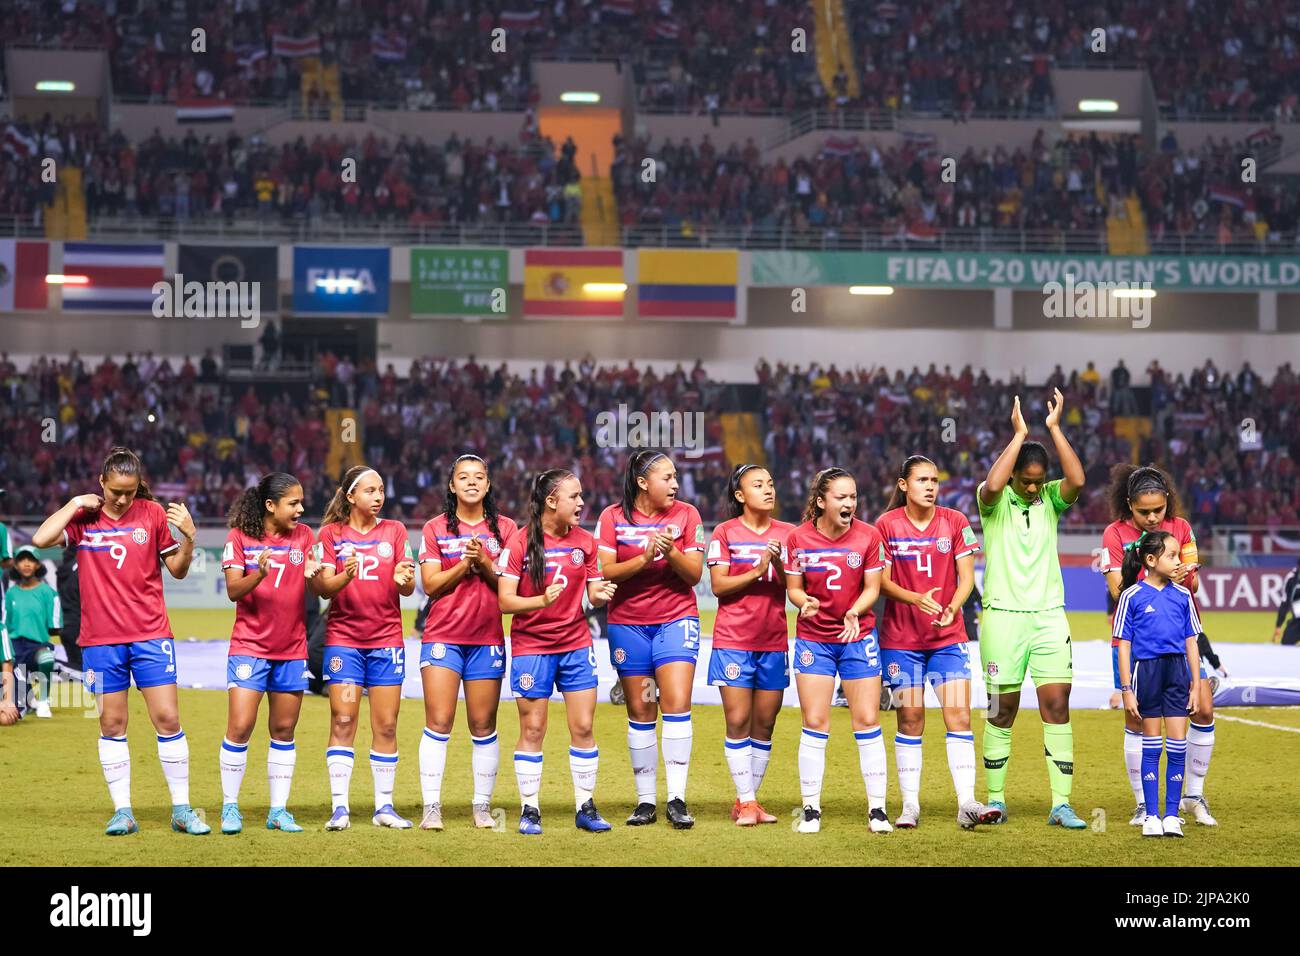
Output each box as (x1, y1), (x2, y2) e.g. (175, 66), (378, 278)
(498, 525), (601, 655)
(596, 501), (704, 625)
(707, 517), (794, 651)
(318, 518), (412, 648)
(418, 513), (517, 646)
(784, 518), (886, 643)
(1100, 516), (1199, 646)
(222, 524), (315, 659)
(877, 506), (980, 650)
(64, 498), (179, 647)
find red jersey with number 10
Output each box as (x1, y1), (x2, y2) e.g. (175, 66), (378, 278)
(418, 513), (517, 646)
(784, 518), (886, 643)
(498, 525), (601, 655)
(877, 506), (980, 650)
(707, 517), (794, 651)
(222, 524), (315, 659)
(596, 501), (704, 625)
(318, 518), (412, 648)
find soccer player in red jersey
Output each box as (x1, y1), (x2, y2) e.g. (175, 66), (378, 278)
(784, 468), (890, 833)
(30, 447), (209, 836)
(706, 464), (792, 827)
(497, 469), (618, 835)
(416, 453), (517, 831)
(312, 465), (417, 831)
(596, 450), (706, 829)
(876, 456), (1001, 829)
(217, 473), (318, 835)
(1100, 463), (1217, 827)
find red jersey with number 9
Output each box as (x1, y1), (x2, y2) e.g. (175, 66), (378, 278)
(498, 525), (601, 655)
(784, 518), (886, 643)
(317, 518), (412, 648)
(222, 524), (316, 659)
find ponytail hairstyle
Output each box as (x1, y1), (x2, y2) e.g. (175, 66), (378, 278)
(883, 454), (935, 514)
(725, 463), (764, 519)
(445, 453), (504, 547)
(621, 449), (668, 522)
(1107, 462), (1181, 522)
(527, 468), (574, 591)
(803, 467), (854, 523)
(227, 472), (302, 539)
(100, 446), (155, 500)
(1013, 441), (1050, 473)
(1119, 530), (1175, 593)
(322, 464), (377, 527)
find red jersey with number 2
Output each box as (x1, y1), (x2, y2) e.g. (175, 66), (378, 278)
(318, 518), (412, 648)
(784, 518), (886, 643)
(876, 506), (979, 650)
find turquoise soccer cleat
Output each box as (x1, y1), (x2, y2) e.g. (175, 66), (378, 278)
(1047, 803), (1087, 829)
(171, 805), (212, 835)
(220, 803), (243, 835)
(266, 807), (304, 832)
(105, 808), (138, 836)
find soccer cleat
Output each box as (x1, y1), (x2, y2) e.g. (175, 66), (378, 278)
(171, 805), (212, 835)
(626, 802), (657, 826)
(832, 686), (849, 708)
(266, 808), (303, 832)
(868, 807), (894, 833)
(1129, 804), (1148, 826)
(984, 800), (1007, 824)
(372, 804), (413, 829)
(1181, 795), (1217, 826)
(735, 800), (761, 827)
(220, 802), (243, 834)
(519, 805), (543, 835)
(105, 809), (138, 836)
(666, 798), (695, 830)
(472, 802), (495, 829)
(575, 800), (612, 832)
(1162, 815), (1185, 837)
(1047, 803), (1087, 830)
(958, 800), (1000, 829)
(753, 801), (778, 824)
(324, 807), (351, 831)
(420, 803), (444, 831)
(34, 699), (53, 719)
(730, 797), (741, 821)
(797, 806), (821, 833)
(895, 804), (921, 829)
(1142, 814), (1164, 837)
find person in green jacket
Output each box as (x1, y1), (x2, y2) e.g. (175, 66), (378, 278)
(5, 545), (63, 719)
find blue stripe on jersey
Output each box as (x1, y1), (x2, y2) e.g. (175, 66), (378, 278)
(795, 547), (849, 555)
(83, 527), (142, 535)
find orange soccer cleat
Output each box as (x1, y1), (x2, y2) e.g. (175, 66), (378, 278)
(735, 801), (762, 827)
(752, 801), (778, 824)
(730, 797), (741, 821)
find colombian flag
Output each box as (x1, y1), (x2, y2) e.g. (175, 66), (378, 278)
(636, 249), (739, 320)
(523, 249), (625, 319)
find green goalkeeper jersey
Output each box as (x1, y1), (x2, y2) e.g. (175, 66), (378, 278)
(977, 478), (1072, 612)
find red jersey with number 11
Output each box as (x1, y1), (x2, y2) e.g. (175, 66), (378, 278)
(877, 506), (980, 650)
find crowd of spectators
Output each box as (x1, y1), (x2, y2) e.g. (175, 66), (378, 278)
(1, 351), (1295, 533)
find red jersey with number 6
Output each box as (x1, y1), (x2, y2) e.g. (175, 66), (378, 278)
(498, 526), (601, 655)
(876, 506), (980, 650)
(784, 518), (886, 643)
(222, 524), (315, 659)
(418, 513), (517, 646)
(707, 517), (794, 651)
(317, 518), (412, 648)
(595, 501), (704, 625)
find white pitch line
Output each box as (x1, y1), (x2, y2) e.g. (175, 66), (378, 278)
(1215, 714), (1300, 733)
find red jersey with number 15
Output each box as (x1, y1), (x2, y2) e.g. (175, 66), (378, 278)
(784, 518), (886, 643)
(707, 517), (794, 651)
(318, 518), (412, 648)
(418, 513), (517, 646)
(596, 501), (704, 625)
(877, 506), (980, 650)
(222, 524), (315, 659)
(498, 525), (601, 655)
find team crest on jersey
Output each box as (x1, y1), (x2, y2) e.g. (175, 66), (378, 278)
(518, 672), (535, 690)
(570, 548), (584, 565)
(431, 643), (447, 660)
(378, 541), (394, 558)
(986, 662), (999, 678)
(235, 662), (254, 681)
(132, 528), (148, 545)
(613, 648), (627, 664)
(846, 552), (863, 569)
(328, 656), (344, 673)
(485, 537), (501, 555)
(724, 662), (742, 680)
(798, 649), (814, 667)
(289, 548), (305, 565)
(84, 669), (96, 688)
(667, 524), (681, 538)
(937, 537), (952, 554)
(887, 662), (900, 678)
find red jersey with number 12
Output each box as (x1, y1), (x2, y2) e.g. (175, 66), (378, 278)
(877, 506), (980, 650)
(222, 524), (315, 659)
(498, 525), (601, 655)
(784, 518), (886, 643)
(318, 518), (412, 648)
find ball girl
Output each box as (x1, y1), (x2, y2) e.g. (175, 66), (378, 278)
(4, 545), (62, 719)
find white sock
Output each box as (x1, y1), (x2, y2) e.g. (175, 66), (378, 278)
(798, 728), (828, 810)
(219, 737), (249, 805)
(1124, 728), (1145, 803)
(515, 751), (543, 810)
(471, 732), (500, 805)
(855, 726), (887, 810)
(418, 728), (449, 805)
(370, 750), (398, 810)
(98, 734), (132, 811)
(894, 732), (923, 807)
(725, 737), (755, 802)
(750, 738), (772, 796)
(1186, 722), (1215, 798)
(627, 719), (658, 804)
(569, 746), (598, 809)
(267, 739), (296, 808)
(661, 713), (693, 802)
(326, 746), (354, 812)
(945, 731), (976, 805)
(157, 730), (191, 807)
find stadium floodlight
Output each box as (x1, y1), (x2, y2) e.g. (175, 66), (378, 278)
(35, 80), (76, 92)
(583, 282), (627, 295)
(45, 274), (89, 285)
(849, 285), (894, 295)
(1077, 99), (1119, 113)
(1111, 288), (1156, 299)
(560, 91), (601, 104)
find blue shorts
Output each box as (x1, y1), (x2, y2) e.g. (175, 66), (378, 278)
(882, 643), (971, 689)
(1115, 644), (1208, 690)
(1134, 653), (1193, 718)
(792, 632), (881, 680)
(83, 639), (179, 695)
(323, 645), (406, 687)
(707, 648), (789, 690)
(607, 616), (701, 676)
(227, 655), (310, 693)
(420, 642), (505, 681)
(511, 646), (598, 699)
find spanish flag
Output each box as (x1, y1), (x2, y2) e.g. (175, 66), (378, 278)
(636, 249), (739, 320)
(523, 249), (624, 319)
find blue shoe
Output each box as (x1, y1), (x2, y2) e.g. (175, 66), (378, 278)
(105, 808), (138, 836)
(985, 800), (1007, 824)
(575, 799), (611, 832)
(171, 804), (212, 835)
(266, 807), (303, 832)
(324, 807), (351, 831)
(1047, 803), (1087, 829)
(519, 805), (543, 835)
(220, 803), (242, 834)
(372, 804), (413, 829)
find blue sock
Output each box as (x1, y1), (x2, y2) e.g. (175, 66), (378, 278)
(1164, 738), (1187, 818)
(1141, 736), (1162, 816)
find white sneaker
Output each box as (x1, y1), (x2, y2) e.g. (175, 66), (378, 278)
(957, 800), (998, 829)
(1142, 814), (1164, 837)
(372, 805), (413, 829)
(895, 804), (920, 829)
(796, 806), (821, 833)
(34, 700), (53, 719)
(1162, 815), (1185, 837)
(868, 807), (893, 833)
(472, 802), (495, 829)
(1129, 804), (1148, 826)
(1180, 795), (1217, 826)
(419, 803), (443, 831)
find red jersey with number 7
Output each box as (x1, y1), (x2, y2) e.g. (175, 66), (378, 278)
(222, 524), (316, 659)
(783, 518), (886, 643)
(876, 506), (980, 650)
(317, 518), (412, 648)
(497, 525), (601, 655)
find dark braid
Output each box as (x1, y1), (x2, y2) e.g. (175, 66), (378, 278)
(445, 454), (504, 546)
(527, 469), (573, 591)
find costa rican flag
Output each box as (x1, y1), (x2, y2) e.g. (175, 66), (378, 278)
(1245, 126), (1277, 147)
(371, 31), (407, 61)
(653, 19), (680, 40)
(60, 243), (165, 312)
(822, 135), (858, 157)
(499, 9), (542, 30)
(904, 222), (940, 243)
(2, 123), (38, 158)
(272, 33), (322, 57)
(235, 44), (267, 69)
(176, 96), (235, 123)
(1208, 184), (1247, 208)
(602, 0), (636, 17)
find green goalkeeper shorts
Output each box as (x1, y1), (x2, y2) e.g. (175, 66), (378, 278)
(980, 606), (1073, 692)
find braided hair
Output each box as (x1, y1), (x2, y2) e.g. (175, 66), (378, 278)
(621, 449), (668, 522)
